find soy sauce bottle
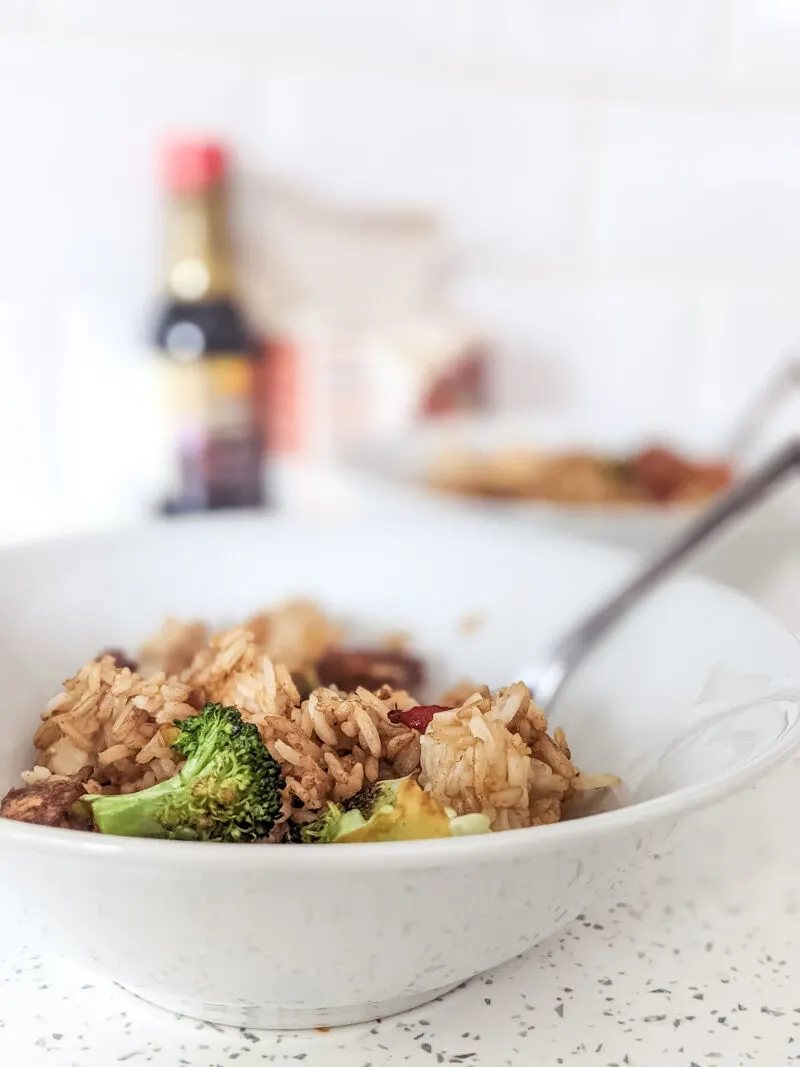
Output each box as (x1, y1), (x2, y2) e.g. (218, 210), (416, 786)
(152, 140), (264, 513)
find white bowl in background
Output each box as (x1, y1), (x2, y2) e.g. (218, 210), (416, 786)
(1, 515), (799, 1029)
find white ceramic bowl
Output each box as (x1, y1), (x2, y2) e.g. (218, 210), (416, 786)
(1, 515), (800, 1030)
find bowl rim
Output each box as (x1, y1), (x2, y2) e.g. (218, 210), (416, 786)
(1, 515), (799, 869)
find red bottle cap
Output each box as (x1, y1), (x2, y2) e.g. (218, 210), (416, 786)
(162, 139), (227, 193)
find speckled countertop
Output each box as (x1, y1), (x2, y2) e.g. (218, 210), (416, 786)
(2, 757), (799, 1067)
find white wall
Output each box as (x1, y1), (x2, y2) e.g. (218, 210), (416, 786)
(1, 0), (799, 538)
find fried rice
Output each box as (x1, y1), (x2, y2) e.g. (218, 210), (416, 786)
(14, 599), (618, 835)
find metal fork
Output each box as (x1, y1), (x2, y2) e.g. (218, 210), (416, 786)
(522, 438), (800, 712)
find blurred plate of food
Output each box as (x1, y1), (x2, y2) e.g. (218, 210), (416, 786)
(341, 413), (799, 551)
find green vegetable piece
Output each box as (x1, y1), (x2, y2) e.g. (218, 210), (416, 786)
(301, 777), (491, 843)
(81, 702), (284, 842)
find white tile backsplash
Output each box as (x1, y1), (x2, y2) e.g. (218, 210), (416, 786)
(0, 35), (259, 288)
(691, 286), (800, 451)
(726, 0), (800, 83)
(49, 289), (158, 528)
(453, 271), (713, 444)
(0, 1), (31, 32)
(470, 0), (720, 82)
(0, 293), (57, 540)
(257, 69), (591, 267)
(1, 2), (799, 536)
(39, 0), (476, 69)
(590, 102), (800, 277)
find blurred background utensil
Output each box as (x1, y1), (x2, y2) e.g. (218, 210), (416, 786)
(724, 357), (800, 466)
(523, 439), (800, 711)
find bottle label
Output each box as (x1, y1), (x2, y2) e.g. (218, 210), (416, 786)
(155, 352), (263, 509)
(160, 354), (254, 428)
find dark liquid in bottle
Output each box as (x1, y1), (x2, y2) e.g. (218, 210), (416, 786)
(153, 298), (264, 514)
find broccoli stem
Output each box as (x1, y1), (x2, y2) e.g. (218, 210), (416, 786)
(86, 773), (193, 839)
(82, 703), (284, 842)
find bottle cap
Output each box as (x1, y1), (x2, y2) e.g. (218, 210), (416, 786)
(162, 139), (227, 193)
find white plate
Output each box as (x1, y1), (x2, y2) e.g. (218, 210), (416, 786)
(341, 415), (800, 551)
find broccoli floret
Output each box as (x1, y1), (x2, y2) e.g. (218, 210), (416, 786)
(301, 803), (366, 843)
(81, 703), (284, 842)
(301, 777), (491, 843)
